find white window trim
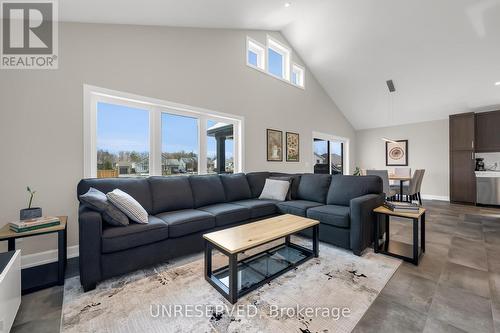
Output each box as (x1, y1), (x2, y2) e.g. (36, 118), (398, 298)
(83, 84), (244, 178)
(246, 37), (265, 71)
(291, 63), (305, 89)
(311, 131), (350, 175)
(267, 36), (291, 81)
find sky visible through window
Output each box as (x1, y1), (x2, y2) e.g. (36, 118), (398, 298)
(97, 102), (149, 153)
(268, 48), (283, 78)
(97, 103), (233, 159)
(248, 50), (258, 67)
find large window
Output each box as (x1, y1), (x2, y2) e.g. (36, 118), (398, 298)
(84, 86), (243, 178)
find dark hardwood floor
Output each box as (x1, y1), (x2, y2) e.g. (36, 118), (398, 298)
(10, 200), (500, 333)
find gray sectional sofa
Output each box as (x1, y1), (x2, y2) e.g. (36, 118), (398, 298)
(77, 172), (383, 291)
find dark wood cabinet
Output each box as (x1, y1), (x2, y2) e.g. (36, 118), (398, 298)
(450, 113), (475, 150)
(450, 151), (476, 203)
(449, 112), (476, 204)
(475, 111), (500, 152)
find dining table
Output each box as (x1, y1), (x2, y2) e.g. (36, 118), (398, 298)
(388, 174), (412, 202)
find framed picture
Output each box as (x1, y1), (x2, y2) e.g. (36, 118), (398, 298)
(386, 140), (408, 166)
(286, 132), (300, 162)
(266, 129), (283, 161)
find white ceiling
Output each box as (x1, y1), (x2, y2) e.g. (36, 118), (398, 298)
(60, 0), (500, 129)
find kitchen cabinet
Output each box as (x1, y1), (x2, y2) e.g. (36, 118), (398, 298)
(475, 110), (500, 152)
(449, 112), (476, 204)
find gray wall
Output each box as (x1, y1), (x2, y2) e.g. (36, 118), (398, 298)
(356, 119), (449, 200)
(0, 23), (355, 257)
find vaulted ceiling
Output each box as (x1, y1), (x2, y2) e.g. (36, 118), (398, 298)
(60, 0), (500, 129)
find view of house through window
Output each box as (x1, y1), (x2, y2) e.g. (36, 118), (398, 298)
(161, 113), (199, 175)
(207, 120), (234, 174)
(97, 102), (150, 178)
(313, 138), (344, 175)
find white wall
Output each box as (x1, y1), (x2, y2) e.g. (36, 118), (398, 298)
(0, 23), (355, 256)
(356, 119), (449, 200)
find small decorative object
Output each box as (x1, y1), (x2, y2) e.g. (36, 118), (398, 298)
(267, 129), (283, 161)
(20, 186), (42, 220)
(286, 132), (300, 162)
(353, 167), (362, 176)
(386, 140), (408, 166)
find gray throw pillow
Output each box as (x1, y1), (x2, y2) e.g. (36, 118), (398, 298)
(259, 179), (290, 201)
(269, 176), (293, 200)
(79, 188), (129, 226)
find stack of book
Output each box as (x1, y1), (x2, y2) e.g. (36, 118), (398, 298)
(383, 201), (420, 213)
(9, 216), (60, 233)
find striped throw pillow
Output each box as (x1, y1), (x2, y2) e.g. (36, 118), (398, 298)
(106, 189), (148, 224)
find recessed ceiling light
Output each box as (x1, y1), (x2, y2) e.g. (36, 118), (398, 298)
(284, 2), (291, 8)
(495, 81), (500, 86)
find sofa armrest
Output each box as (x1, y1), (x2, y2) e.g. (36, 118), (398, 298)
(78, 205), (103, 291)
(349, 193), (384, 256)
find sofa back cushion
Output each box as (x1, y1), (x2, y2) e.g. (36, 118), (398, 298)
(296, 174), (331, 203)
(148, 176), (194, 214)
(77, 178), (153, 214)
(245, 172), (271, 198)
(220, 173), (252, 201)
(270, 172), (301, 199)
(327, 175), (383, 206)
(189, 175), (226, 207)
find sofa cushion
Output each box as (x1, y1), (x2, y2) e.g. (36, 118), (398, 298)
(101, 215), (168, 253)
(189, 175), (226, 208)
(198, 203), (251, 227)
(297, 174), (331, 203)
(232, 199), (278, 218)
(245, 172), (271, 198)
(77, 178), (153, 214)
(270, 173), (301, 199)
(327, 175), (383, 206)
(148, 176), (193, 214)
(276, 200), (323, 217)
(220, 173), (252, 201)
(156, 209), (215, 238)
(307, 205), (351, 228)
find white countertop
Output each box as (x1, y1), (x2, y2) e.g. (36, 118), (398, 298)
(475, 171), (500, 177)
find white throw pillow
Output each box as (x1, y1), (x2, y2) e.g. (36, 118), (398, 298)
(106, 189), (148, 224)
(259, 179), (291, 201)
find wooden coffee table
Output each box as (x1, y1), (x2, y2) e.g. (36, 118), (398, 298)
(203, 214), (319, 304)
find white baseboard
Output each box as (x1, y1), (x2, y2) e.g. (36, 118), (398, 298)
(20, 245), (79, 269)
(421, 194), (450, 201)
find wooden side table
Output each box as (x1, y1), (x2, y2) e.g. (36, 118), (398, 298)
(0, 216), (67, 285)
(373, 207), (425, 265)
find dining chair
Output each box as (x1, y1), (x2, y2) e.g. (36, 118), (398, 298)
(415, 169), (425, 205)
(392, 169), (424, 203)
(366, 170), (397, 200)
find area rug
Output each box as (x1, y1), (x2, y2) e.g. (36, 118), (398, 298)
(61, 239), (401, 333)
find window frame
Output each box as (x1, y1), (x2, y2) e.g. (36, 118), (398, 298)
(291, 63), (305, 88)
(246, 37), (265, 71)
(84, 85), (244, 178)
(266, 37), (291, 81)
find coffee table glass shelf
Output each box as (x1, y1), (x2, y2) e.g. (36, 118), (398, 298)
(203, 214), (319, 304)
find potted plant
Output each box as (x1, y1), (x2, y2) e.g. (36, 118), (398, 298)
(20, 186), (42, 220)
(353, 167), (362, 176)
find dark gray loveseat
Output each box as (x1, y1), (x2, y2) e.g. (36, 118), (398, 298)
(77, 172), (383, 291)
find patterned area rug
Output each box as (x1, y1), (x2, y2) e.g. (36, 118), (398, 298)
(61, 239), (400, 333)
